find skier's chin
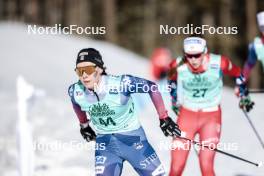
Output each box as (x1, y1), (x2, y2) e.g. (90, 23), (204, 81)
(87, 85), (96, 90)
(191, 64), (200, 69)
(83, 81), (95, 90)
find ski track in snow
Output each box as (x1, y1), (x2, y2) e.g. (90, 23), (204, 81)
(0, 22), (264, 176)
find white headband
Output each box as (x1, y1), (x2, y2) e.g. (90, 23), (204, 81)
(183, 37), (207, 54)
(257, 11), (264, 31)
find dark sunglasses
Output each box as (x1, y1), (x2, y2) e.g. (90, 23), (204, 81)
(185, 53), (202, 59)
(75, 66), (96, 76)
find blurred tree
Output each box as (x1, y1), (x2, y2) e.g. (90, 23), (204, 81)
(24, 0), (39, 23)
(37, 0), (46, 25)
(63, 0), (80, 26)
(45, 0), (62, 25)
(61, 0), (91, 36)
(219, 0), (232, 55)
(219, 0), (238, 86)
(0, 0), (5, 20)
(6, 0), (17, 20)
(79, 0), (90, 27)
(170, 0), (188, 54)
(103, 0), (117, 43)
(157, 0), (188, 54)
(143, 0), (156, 56)
(117, 0), (144, 54)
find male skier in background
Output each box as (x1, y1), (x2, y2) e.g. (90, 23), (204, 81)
(243, 11), (264, 81)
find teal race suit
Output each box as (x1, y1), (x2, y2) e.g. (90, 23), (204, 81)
(68, 74), (167, 176)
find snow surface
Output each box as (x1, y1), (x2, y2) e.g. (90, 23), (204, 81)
(0, 22), (263, 176)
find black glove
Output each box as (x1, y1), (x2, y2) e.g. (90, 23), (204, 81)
(160, 117), (181, 137)
(239, 96), (254, 112)
(80, 124), (96, 142)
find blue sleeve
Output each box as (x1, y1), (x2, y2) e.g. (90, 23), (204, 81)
(68, 84), (77, 104)
(246, 43), (258, 66)
(120, 75), (156, 96)
(168, 79), (177, 106)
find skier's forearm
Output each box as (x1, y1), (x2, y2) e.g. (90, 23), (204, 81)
(168, 60), (178, 106)
(168, 80), (177, 106)
(243, 62), (255, 80)
(242, 43), (258, 80)
(243, 53), (257, 80)
(149, 86), (168, 119)
(221, 56), (241, 77)
(72, 102), (88, 124)
(226, 64), (241, 77)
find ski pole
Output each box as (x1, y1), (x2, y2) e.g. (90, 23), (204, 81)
(249, 89), (264, 93)
(179, 136), (262, 167)
(242, 110), (264, 149)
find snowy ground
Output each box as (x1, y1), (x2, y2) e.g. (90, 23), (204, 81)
(0, 22), (263, 176)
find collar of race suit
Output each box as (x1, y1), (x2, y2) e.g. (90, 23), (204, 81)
(261, 35), (264, 43)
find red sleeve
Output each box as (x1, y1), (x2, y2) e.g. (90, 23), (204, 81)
(220, 55), (241, 77)
(72, 102), (88, 124)
(149, 90), (168, 119)
(168, 59), (178, 81)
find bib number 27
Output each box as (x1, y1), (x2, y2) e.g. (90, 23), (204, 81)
(192, 88), (208, 98)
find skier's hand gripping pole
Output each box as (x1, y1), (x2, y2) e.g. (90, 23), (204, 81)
(160, 117), (181, 137)
(80, 123), (96, 142)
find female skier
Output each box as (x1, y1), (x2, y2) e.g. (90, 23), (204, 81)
(68, 48), (181, 176)
(168, 37), (254, 176)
